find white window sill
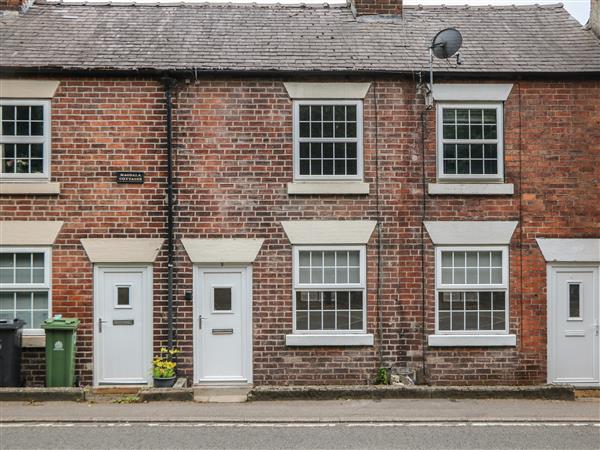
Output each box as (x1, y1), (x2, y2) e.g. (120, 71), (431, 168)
(287, 182), (370, 195)
(428, 334), (516, 347)
(22, 333), (46, 348)
(0, 182), (60, 195)
(428, 183), (514, 196)
(286, 333), (374, 346)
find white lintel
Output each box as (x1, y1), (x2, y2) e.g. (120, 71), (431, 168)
(181, 238), (265, 264)
(424, 221), (518, 245)
(0, 80), (60, 98)
(281, 220), (377, 245)
(0, 221), (63, 246)
(81, 238), (164, 263)
(283, 82), (371, 99)
(536, 238), (600, 263)
(432, 83), (513, 102)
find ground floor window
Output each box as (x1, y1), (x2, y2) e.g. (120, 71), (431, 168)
(435, 246), (508, 334)
(0, 247), (51, 332)
(293, 246), (366, 333)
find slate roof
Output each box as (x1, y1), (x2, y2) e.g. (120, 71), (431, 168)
(1, 1), (599, 74)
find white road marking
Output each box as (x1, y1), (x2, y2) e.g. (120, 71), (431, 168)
(1, 422), (599, 428)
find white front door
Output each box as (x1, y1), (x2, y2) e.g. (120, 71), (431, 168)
(194, 267), (252, 384)
(548, 266), (599, 386)
(94, 266), (152, 385)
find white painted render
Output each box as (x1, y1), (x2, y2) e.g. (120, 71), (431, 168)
(537, 238), (600, 262)
(0, 79), (60, 98)
(181, 238), (265, 264)
(424, 221), (518, 245)
(427, 183), (514, 195)
(281, 220), (377, 245)
(287, 181), (370, 195)
(0, 220), (63, 245)
(81, 238), (164, 263)
(432, 83), (514, 101)
(283, 82), (372, 99)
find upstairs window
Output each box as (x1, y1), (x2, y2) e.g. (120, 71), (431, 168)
(294, 100), (363, 181)
(293, 246), (366, 333)
(437, 103), (503, 181)
(0, 100), (50, 180)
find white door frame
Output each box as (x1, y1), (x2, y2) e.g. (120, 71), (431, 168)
(547, 263), (600, 386)
(93, 264), (153, 386)
(193, 265), (253, 385)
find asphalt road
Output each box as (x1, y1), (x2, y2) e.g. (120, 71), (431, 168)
(2, 422), (599, 450)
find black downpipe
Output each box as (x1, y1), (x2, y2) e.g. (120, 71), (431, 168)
(164, 77), (175, 349)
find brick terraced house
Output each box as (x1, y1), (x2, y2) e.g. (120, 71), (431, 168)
(0, 0), (599, 388)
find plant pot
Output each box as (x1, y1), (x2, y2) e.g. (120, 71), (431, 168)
(153, 376), (176, 388)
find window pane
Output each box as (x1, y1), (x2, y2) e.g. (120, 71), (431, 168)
(337, 292), (349, 309)
(451, 312), (464, 330)
(117, 286), (131, 306)
(350, 310), (362, 330)
(15, 269), (31, 283)
(16, 292), (31, 309)
(309, 311), (322, 330)
(493, 311), (505, 330)
(493, 292), (505, 310)
(569, 284), (580, 318)
(350, 291), (362, 310)
(32, 310), (49, 329)
(0, 268), (13, 283)
(438, 292), (451, 310)
(0, 291), (14, 309)
(439, 312), (451, 330)
(33, 291), (48, 309)
(336, 310), (349, 330)
(323, 311), (336, 329)
(296, 311), (308, 330)
(296, 291), (309, 310)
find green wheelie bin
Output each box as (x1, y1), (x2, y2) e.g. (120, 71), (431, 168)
(41, 317), (79, 387)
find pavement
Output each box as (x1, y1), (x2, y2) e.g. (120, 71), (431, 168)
(1, 398), (599, 423)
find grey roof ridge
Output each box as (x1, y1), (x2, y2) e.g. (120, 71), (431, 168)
(38, 0), (347, 8)
(36, 0), (566, 11)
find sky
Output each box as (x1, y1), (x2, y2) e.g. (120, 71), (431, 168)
(77, 0), (591, 25)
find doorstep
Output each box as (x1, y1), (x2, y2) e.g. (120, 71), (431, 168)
(194, 385), (252, 403)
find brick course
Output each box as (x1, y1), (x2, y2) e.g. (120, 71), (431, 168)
(1, 76), (598, 386)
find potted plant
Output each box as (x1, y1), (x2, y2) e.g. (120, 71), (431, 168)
(152, 347), (180, 388)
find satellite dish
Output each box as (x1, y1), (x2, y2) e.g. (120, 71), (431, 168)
(430, 28), (463, 59)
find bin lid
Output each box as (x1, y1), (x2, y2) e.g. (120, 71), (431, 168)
(41, 317), (80, 330)
(0, 318), (26, 330)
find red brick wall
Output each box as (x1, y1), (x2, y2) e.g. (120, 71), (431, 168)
(1, 76), (598, 386)
(354, 0), (403, 16)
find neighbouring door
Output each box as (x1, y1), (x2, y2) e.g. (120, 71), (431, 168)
(195, 267), (251, 384)
(548, 266), (599, 386)
(94, 266), (152, 385)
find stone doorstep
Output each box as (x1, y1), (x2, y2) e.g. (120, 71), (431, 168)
(193, 386), (252, 403)
(575, 388), (600, 399)
(0, 384), (576, 402)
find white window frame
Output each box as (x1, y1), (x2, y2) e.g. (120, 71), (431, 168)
(0, 99), (51, 181)
(292, 245), (366, 335)
(434, 245), (509, 335)
(436, 102), (504, 182)
(293, 100), (363, 181)
(0, 246), (52, 335)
